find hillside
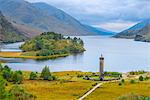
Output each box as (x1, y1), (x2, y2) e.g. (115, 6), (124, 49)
(134, 24), (150, 42)
(0, 0), (113, 36)
(0, 11), (27, 43)
(33, 2), (114, 35)
(114, 19), (150, 42)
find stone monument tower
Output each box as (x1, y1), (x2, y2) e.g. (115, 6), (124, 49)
(99, 54), (104, 81)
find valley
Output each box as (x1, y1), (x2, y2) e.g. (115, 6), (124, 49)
(0, 0), (149, 100)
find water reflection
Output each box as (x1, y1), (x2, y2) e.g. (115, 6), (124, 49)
(0, 36), (150, 72)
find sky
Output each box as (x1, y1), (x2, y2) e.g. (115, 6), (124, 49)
(26, 0), (150, 32)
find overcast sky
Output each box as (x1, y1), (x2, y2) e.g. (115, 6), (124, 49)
(26, 0), (150, 32)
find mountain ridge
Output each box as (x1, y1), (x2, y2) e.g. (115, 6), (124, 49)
(0, 0), (113, 36)
(114, 19), (150, 42)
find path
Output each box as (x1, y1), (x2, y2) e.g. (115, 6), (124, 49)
(78, 82), (104, 100)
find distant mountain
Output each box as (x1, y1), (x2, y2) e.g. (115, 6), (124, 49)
(0, 0), (113, 36)
(34, 2), (114, 35)
(83, 25), (115, 35)
(114, 19), (150, 42)
(0, 11), (27, 43)
(134, 24), (150, 42)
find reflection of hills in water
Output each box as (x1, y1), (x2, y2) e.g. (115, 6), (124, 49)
(1, 42), (23, 52)
(0, 58), (25, 63)
(0, 36), (149, 72)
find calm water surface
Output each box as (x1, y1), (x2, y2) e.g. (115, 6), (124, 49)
(0, 36), (150, 72)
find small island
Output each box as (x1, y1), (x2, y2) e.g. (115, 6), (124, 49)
(0, 32), (85, 59)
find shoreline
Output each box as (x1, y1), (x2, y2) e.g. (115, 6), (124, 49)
(0, 52), (69, 60)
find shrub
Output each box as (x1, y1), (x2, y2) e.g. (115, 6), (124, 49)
(3, 65), (11, 72)
(144, 76), (150, 80)
(48, 76), (53, 81)
(83, 76), (90, 80)
(8, 85), (35, 99)
(119, 93), (146, 100)
(36, 49), (52, 56)
(0, 64), (3, 71)
(48, 76), (56, 81)
(118, 82), (122, 86)
(121, 79), (125, 83)
(1, 65), (13, 81)
(0, 71), (34, 99)
(52, 76), (57, 80)
(104, 71), (122, 77)
(92, 83), (98, 86)
(139, 76), (144, 81)
(2, 70), (13, 81)
(77, 74), (83, 78)
(130, 79), (135, 84)
(29, 72), (37, 80)
(12, 71), (23, 84)
(0, 76), (6, 99)
(129, 71), (146, 75)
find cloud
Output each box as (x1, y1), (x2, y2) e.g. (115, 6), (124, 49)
(26, 0), (150, 32)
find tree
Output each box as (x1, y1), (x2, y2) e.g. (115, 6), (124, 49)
(67, 36), (71, 40)
(121, 79), (125, 83)
(40, 66), (56, 81)
(41, 66), (51, 80)
(139, 76), (144, 81)
(12, 71), (23, 84)
(3, 65), (11, 72)
(29, 72), (37, 80)
(130, 79), (135, 84)
(0, 76), (6, 99)
(2, 70), (13, 81)
(73, 37), (78, 43)
(79, 40), (84, 46)
(35, 40), (43, 50)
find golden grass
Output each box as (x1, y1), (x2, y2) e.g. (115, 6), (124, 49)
(85, 80), (150, 100)
(4, 70), (150, 100)
(21, 80), (95, 100)
(53, 71), (93, 77)
(5, 71), (97, 100)
(0, 52), (69, 59)
(0, 52), (21, 57)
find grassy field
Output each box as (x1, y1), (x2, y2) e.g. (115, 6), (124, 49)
(4, 70), (150, 100)
(85, 80), (150, 100)
(0, 52), (69, 59)
(6, 71), (97, 100)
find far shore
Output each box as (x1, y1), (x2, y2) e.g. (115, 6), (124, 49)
(0, 52), (69, 60)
